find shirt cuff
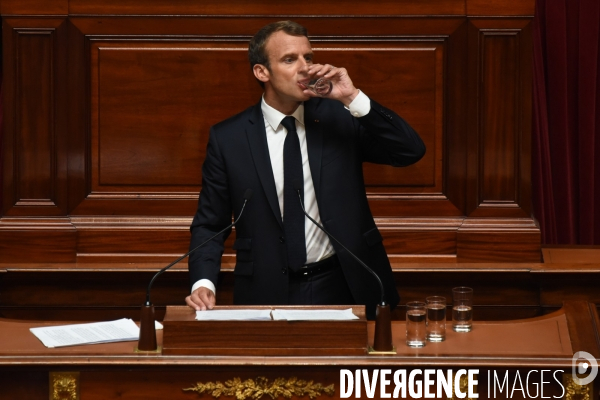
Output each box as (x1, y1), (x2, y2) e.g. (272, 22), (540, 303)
(191, 279), (216, 296)
(345, 90), (371, 117)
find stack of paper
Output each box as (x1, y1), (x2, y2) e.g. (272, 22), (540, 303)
(194, 309), (272, 321)
(272, 308), (359, 321)
(194, 308), (358, 321)
(30, 318), (141, 348)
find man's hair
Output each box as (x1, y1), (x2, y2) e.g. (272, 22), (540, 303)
(248, 20), (308, 73)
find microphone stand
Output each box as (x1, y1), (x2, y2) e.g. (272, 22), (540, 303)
(295, 189), (394, 353)
(137, 191), (252, 352)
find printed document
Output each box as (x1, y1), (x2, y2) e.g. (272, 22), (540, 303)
(272, 308), (359, 321)
(195, 309), (272, 321)
(30, 318), (142, 348)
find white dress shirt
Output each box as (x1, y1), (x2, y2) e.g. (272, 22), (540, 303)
(193, 91), (372, 295)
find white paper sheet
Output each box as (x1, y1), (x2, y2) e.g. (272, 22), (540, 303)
(195, 309), (273, 321)
(272, 308), (359, 321)
(30, 318), (141, 348)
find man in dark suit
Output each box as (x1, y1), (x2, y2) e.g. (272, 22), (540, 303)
(186, 21), (425, 318)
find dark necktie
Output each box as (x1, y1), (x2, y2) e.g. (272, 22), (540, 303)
(281, 116), (306, 271)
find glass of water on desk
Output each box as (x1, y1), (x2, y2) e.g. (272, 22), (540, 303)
(426, 296), (446, 342)
(452, 287), (473, 332)
(406, 301), (427, 347)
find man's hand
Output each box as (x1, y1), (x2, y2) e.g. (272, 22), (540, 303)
(305, 63), (360, 107)
(185, 287), (216, 311)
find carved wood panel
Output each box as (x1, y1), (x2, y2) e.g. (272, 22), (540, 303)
(0, 3), (539, 263)
(1, 18), (68, 217)
(466, 19), (533, 218)
(85, 40), (441, 198)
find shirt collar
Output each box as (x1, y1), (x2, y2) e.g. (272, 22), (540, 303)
(261, 96), (305, 132)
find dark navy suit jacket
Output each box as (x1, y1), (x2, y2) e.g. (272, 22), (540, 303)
(188, 96), (425, 317)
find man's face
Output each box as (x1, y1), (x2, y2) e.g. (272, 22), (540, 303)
(259, 30), (314, 113)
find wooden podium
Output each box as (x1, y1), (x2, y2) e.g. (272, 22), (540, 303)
(1, 302), (599, 399)
(162, 305), (368, 356)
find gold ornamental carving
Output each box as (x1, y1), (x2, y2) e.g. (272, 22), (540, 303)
(448, 372), (477, 400)
(184, 376), (335, 399)
(563, 374), (592, 400)
(49, 372), (79, 400)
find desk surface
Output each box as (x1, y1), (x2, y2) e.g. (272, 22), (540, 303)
(1, 302), (596, 368)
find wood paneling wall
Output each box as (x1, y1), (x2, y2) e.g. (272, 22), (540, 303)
(0, 0), (539, 264)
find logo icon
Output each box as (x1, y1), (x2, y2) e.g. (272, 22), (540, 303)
(571, 351), (598, 386)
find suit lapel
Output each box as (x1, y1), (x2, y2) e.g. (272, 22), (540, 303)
(304, 98), (323, 202)
(246, 102), (283, 227)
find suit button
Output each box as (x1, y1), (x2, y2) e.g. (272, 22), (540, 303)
(281, 268), (287, 274)
(279, 236), (285, 243)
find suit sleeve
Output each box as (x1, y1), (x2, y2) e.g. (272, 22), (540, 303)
(356, 99), (426, 167)
(188, 127), (232, 291)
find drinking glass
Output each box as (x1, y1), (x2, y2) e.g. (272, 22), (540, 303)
(306, 78), (333, 95)
(426, 296), (446, 342)
(406, 301), (427, 347)
(452, 287), (473, 332)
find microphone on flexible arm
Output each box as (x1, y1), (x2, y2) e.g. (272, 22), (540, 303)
(137, 189), (253, 352)
(292, 180), (394, 353)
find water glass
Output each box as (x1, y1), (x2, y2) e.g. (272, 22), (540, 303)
(306, 78), (333, 95)
(426, 296), (446, 342)
(452, 287), (473, 332)
(406, 301), (427, 347)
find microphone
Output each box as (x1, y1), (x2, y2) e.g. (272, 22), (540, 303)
(292, 180), (394, 353)
(137, 189), (253, 352)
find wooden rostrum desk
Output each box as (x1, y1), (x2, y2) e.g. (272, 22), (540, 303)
(0, 302), (598, 400)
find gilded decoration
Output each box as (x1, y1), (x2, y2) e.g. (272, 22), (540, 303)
(183, 376), (335, 399)
(564, 374), (592, 400)
(448, 372), (477, 400)
(49, 372), (79, 400)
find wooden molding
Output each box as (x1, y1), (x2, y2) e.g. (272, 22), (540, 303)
(1, 5), (540, 263)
